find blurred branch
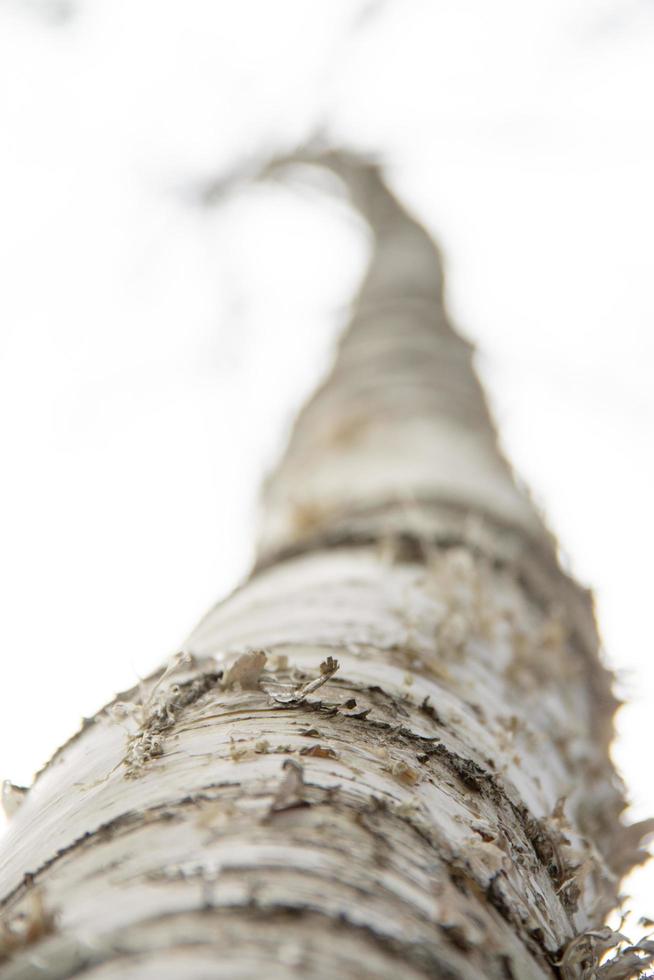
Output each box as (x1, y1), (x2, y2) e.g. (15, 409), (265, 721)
(0, 0), (75, 26)
(188, 134), (386, 216)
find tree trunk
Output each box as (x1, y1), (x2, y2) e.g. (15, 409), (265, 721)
(0, 151), (646, 979)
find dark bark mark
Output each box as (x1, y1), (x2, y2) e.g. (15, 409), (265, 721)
(124, 670), (222, 776)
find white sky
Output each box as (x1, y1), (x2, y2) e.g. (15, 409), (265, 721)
(0, 0), (652, 917)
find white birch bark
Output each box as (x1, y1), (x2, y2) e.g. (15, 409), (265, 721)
(0, 150), (649, 979)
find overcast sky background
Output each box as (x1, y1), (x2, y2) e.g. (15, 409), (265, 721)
(0, 0), (652, 917)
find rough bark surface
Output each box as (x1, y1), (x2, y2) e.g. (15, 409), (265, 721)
(0, 151), (645, 979)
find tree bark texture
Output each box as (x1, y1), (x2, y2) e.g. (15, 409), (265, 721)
(0, 152), (647, 979)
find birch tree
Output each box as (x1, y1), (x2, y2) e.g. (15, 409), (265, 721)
(0, 150), (651, 980)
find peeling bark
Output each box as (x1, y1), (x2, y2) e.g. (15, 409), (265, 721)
(0, 150), (647, 979)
